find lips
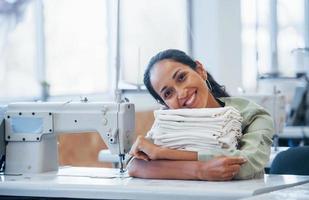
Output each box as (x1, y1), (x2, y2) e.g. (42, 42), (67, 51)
(183, 90), (197, 107)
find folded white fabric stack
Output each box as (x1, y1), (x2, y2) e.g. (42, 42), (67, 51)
(146, 106), (243, 152)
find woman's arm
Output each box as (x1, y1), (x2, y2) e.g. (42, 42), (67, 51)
(128, 135), (246, 181)
(129, 114), (273, 180)
(127, 157), (246, 181)
(129, 135), (198, 161)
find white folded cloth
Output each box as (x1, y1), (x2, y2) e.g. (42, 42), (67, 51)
(146, 106), (243, 152)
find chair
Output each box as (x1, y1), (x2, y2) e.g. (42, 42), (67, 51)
(270, 146), (309, 175)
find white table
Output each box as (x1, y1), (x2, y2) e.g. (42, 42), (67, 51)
(1, 167), (309, 200)
(240, 182), (309, 200)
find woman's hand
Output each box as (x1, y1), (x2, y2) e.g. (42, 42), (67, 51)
(197, 156), (246, 181)
(129, 136), (161, 161)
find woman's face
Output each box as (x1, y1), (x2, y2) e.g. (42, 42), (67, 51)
(150, 59), (212, 109)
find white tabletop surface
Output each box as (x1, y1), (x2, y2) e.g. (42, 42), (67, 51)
(0, 167), (309, 200)
(240, 182), (309, 200)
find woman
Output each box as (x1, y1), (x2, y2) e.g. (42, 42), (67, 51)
(128, 49), (274, 181)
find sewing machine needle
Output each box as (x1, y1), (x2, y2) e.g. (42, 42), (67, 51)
(119, 154), (125, 174)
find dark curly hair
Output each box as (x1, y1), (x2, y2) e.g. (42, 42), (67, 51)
(143, 49), (229, 106)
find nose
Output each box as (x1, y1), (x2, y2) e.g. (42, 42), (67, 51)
(177, 87), (188, 100)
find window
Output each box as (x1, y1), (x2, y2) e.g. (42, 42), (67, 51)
(0, 1), (39, 99)
(43, 0), (109, 96)
(0, 0), (190, 101)
(277, 0), (305, 75)
(119, 0), (189, 88)
(241, 0), (308, 91)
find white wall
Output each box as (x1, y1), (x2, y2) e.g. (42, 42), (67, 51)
(192, 0), (242, 95)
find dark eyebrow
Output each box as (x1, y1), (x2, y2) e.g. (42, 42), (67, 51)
(160, 86), (167, 94)
(172, 69), (181, 79)
(160, 69), (181, 94)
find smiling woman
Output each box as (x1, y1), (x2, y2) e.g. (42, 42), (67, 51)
(144, 50), (230, 109)
(150, 59), (220, 109)
(127, 49), (275, 181)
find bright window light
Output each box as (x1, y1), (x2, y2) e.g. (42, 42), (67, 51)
(44, 0), (109, 96)
(0, 1), (39, 99)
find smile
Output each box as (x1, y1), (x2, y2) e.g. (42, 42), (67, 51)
(184, 91), (197, 107)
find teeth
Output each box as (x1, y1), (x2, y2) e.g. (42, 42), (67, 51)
(185, 93), (196, 106)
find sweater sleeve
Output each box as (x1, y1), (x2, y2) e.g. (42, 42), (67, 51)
(198, 98), (275, 179)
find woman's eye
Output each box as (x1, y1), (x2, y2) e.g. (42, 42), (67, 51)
(178, 73), (186, 81)
(164, 89), (173, 99)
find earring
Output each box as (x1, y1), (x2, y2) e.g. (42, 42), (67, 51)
(206, 79), (213, 91)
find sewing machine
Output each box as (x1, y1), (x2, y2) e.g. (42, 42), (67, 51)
(0, 101), (135, 174)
